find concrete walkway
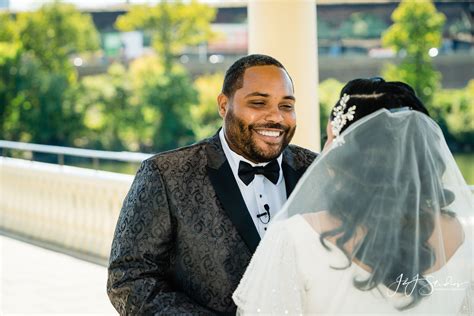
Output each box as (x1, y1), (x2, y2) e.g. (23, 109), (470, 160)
(1, 234), (117, 315)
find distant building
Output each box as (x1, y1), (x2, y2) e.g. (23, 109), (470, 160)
(86, 1), (472, 56)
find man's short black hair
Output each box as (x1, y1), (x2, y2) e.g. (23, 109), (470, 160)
(221, 54), (292, 98)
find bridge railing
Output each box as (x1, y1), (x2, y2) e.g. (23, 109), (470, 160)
(0, 140), (152, 168)
(0, 141), (153, 265)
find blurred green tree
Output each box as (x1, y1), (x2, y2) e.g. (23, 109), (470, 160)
(318, 78), (344, 147)
(129, 56), (197, 152)
(17, 1), (99, 75)
(0, 12), (17, 41)
(0, 1), (99, 147)
(115, 0), (216, 72)
(190, 73), (223, 140)
(77, 57), (199, 153)
(77, 63), (140, 151)
(382, 0), (445, 105)
(0, 13), (22, 140)
(115, 0), (216, 151)
(431, 80), (474, 151)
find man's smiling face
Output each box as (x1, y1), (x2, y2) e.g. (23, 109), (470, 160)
(218, 65), (296, 163)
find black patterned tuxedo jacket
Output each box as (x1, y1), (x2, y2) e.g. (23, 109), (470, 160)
(107, 132), (316, 315)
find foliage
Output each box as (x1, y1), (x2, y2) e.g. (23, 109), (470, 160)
(1, 1), (216, 152)
(115, 0), (216, 71)
(77, 57), (202, 153)
(0, 1), (99, 146)
(318, 78), (344, 146)
(113, 0), (216, 151)
(23, 67), (85, 146)
(17, 1), (99, 75)
(76, 63), (139, 151)
(1, 54), (84, 145)
(0, 45), (23, 141)
(1, 0), (472, 160)
(190, 73), (223, 140)
(0, 13), (21, 139)
(0, 12), (18, 43)
(382, 0), (445, 105)
(431, 80), (474, 151)
(129, 55), (197, 152)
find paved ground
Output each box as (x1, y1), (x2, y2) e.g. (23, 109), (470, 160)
(0, 234), (117, 315)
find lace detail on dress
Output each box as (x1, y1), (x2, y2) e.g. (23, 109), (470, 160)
(233, 221), (304, 315)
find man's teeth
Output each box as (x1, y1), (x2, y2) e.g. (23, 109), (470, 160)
(256, 130), (281, 137)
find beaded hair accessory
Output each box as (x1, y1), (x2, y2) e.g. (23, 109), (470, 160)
(331, 93), (357, 138)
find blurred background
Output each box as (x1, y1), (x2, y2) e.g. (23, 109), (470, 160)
(1, 0), (473, 178)
(0, 0), (473, 314)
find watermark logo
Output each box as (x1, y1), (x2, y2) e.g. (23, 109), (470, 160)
(387, 274), (469, 297)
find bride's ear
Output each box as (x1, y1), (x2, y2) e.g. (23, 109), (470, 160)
(218, 93), (228, 118)
(322, 119), (335, 153)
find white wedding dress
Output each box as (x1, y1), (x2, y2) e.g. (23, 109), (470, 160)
(233, 109), (474, 315)
(233, 215), (472, 315)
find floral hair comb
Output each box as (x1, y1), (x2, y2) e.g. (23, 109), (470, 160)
(331, 93), (357, 138)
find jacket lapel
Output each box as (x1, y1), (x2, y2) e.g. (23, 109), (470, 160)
(205, 132), (261, 253)
(282, 148), (310, 198)
(282, 162), (300, 198)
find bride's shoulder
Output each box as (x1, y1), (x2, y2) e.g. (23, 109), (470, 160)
(267, 216), (300, 235)
(301, 211), (342, 235)
(267, 213), (342, 242)
(265, 215), (312, 242)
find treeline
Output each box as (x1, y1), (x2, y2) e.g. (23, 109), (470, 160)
(0, 1), (218, 153)
(0, 1), (472, 154)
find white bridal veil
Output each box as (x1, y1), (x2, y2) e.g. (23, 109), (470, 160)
(236, 108), (473, 314)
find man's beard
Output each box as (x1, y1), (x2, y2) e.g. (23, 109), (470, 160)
(224, 108), (295, 163)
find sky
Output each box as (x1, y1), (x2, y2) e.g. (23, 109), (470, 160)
(7, 0), (245, 11)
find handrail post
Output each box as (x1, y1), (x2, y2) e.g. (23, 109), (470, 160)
(93, 157), (99, 170)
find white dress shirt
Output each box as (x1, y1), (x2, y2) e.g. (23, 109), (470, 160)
(219, 129), (287, 237)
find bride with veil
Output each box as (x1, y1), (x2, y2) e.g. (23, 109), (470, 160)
(233, 78), (473, 315)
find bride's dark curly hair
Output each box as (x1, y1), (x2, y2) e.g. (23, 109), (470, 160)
(320, 77), (455, 310)
(329, 77), (430, 132)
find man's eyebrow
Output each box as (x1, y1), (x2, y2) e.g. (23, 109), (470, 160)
(245, 92), (270, 98)
(244, 92), (296, 101)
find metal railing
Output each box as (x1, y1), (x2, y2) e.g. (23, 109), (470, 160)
(0, 140), (152, 169)
(1, 140), (473, 191)
(0, 155), (133, 265)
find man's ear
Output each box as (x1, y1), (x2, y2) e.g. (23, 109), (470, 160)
(217, 93), (228, 118)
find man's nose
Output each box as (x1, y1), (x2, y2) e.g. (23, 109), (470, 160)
(264, 105), (284, 123)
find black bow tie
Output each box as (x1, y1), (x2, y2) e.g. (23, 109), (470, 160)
(238, 160), (280, 186)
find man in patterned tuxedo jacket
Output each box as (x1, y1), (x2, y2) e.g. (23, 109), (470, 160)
(107, 54), (317, 315)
